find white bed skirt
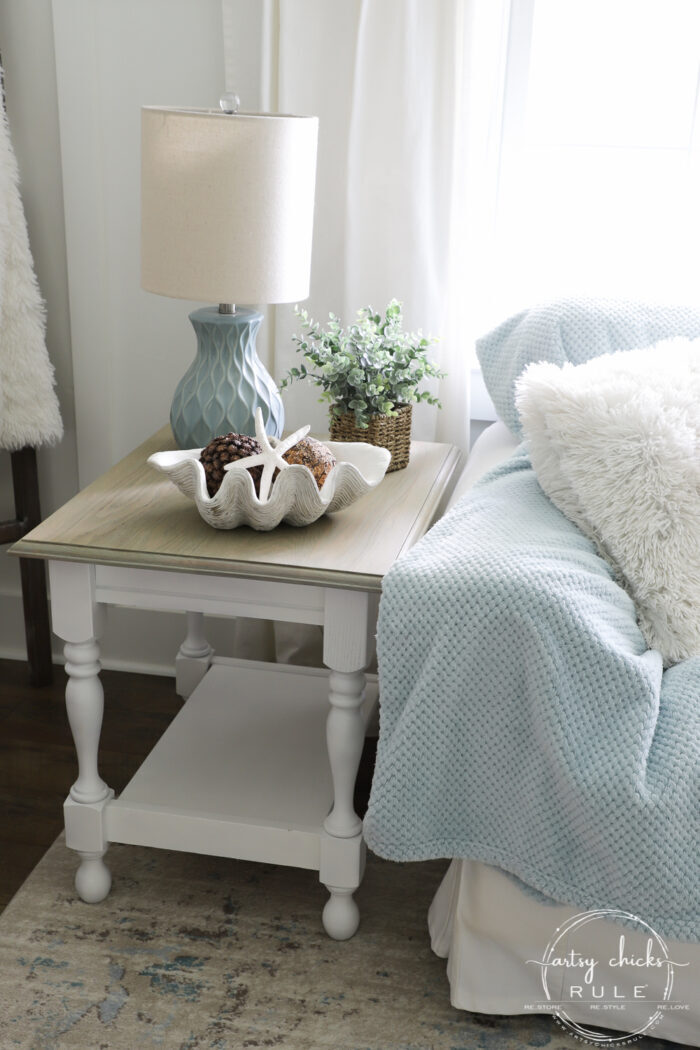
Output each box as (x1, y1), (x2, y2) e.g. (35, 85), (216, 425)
(428, 859), (700, 1046)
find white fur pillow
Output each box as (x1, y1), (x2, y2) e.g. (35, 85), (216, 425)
(515, 337), (700, 666)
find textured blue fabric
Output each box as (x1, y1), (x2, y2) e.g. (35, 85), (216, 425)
(363, 448), (700, 941)
(477, 298), (700, 436)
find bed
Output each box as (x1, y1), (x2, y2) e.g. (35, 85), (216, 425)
(427, 419), (700, 1047)
(363, 300), (700, 1047)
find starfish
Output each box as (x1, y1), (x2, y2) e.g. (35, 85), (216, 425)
(224, 407), (310, 502)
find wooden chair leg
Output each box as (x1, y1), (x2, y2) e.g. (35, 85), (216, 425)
(18, 555), (52, 685)
(11, 447), (53, 685)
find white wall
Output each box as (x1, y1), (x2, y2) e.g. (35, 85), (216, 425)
(52, 0), (230, 484)
(0, 0), (264, 672)
(0, 0), (78, 666)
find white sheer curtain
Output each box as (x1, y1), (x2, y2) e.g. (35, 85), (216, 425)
(344, 1), (509, 445)
(221, 0), (509, 662)
(223, 0), (509, 450)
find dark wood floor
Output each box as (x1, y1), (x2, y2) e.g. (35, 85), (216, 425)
(0, 658), (376, 913)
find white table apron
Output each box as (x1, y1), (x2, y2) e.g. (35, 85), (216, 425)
(48, 558), (379, 940)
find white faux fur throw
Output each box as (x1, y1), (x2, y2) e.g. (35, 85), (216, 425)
(516, 338), (700, 667)
(0, 83), (62, 450)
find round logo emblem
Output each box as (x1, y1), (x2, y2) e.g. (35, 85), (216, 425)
(528, 908), (689, 1044)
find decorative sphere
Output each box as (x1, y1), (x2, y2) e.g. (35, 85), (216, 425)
(282, 437), (336, 489)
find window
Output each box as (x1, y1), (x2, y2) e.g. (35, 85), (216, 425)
(485, 0), (700, 325)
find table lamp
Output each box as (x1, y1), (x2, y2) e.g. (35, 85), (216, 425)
(141, 100), (318, 449)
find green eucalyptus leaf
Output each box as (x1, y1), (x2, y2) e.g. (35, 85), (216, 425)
(283, 298), (446, 417)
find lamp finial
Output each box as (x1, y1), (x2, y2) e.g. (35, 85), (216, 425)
(219, 92), (240, 115)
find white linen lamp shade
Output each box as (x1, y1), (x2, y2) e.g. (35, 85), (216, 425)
(141, 107), (318, 304)
(140, 106), (319, 448)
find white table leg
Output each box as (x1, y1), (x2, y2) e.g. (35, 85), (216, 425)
(320, 589), (372, 939)
(324, 670), (365, 839)
(49, 561), (113, 903)
(176, 611), (213, 698)
(64, 640), (110, 805)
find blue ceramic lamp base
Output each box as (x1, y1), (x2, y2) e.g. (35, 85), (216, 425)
(170, 306), (285, 449)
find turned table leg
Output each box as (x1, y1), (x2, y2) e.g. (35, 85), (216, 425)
(63, 638), (113, 901)
(49, 561), (113, 902)
(324, 670), (365, 839)
(64, 639), (111, 805)
(176, 611), (213, 699)
(320, 589), (373, 940)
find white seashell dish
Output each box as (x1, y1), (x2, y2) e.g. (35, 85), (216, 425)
(147, 427), (391, 531)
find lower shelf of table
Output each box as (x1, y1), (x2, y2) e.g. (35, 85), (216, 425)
(103, 657), (377, 871)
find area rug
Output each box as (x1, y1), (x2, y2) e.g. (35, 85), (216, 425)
(0, 837), (683, 1050)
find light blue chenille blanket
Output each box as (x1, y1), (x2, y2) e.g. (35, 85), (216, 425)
(363, 447), (700, 942)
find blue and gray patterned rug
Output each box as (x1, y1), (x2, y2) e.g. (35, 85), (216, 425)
(0, 837), (688, 1049)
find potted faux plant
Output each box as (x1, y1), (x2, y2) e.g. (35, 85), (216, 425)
(281, 299), (444, 471)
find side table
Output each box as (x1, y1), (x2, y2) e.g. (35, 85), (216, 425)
(11, 427), (461, 938)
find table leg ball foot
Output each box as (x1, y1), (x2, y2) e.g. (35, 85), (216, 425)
(75, 851), (112, 903)
(322, 887), (360, 940)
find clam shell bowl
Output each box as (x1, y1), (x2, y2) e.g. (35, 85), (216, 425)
(147, 440), (391, 531)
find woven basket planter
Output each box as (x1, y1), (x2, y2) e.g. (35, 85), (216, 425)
(329, 403), (412, 472)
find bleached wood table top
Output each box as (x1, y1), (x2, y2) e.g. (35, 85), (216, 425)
(13, 426), (462, 592)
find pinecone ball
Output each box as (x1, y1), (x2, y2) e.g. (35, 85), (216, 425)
(199, 433), (263, 497)
(282, 437), (336, 489)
